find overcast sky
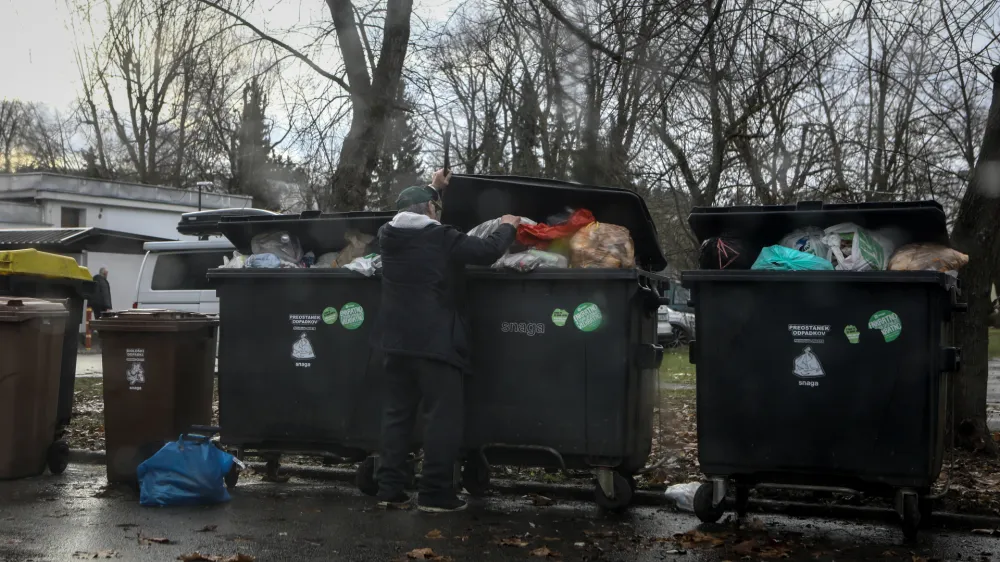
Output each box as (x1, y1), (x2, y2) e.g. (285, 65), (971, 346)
(0, 0), (460, 111)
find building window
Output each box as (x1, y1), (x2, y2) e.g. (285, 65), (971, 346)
(61, 207), (84, 228)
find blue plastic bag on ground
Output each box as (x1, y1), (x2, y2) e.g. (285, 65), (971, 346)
(751, 245), (834, 271)
(137, 433), (235, 507)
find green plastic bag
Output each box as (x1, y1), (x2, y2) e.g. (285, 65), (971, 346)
(751, 245), (834, 271)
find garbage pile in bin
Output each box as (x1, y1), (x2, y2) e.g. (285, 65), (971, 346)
(220, 228), (383, 276)
(468, 207), (636, 272)
(700, 222), (969, 275)
(218, 205), (640, 276)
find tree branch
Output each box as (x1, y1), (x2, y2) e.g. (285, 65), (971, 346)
(192, 0), (353, 93)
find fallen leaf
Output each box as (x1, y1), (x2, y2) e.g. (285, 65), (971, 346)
(530, 546), (561, 558)
(405, 547), (451, 560)
(528, 493), (554, 507)
(497, 537), (529, 547)
(732, 540), (757, 555)
(425, 529), (444, 540)
(196, 525), (218, 533)
(138, 534), (171, 546)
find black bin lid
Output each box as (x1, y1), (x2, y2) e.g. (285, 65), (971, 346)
(442, 174), (667, 270)
(688, 200), (950, 249)
(216, 210), (396, 254)
(177, 208), (280, 237)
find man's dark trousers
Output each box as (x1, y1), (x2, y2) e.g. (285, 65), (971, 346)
(376, 354), (463, 502)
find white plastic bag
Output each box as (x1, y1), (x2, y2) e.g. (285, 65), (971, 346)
(781, 228), (830, 260)
(493, 250), (569, 272)
(467, 217), (537, 238)
(313, 251), (340, 268)
(220, 251), (246, 269)
(343, 254), (382, 277)
(822, 223), (893, 271)
(664, 482), (701, 513)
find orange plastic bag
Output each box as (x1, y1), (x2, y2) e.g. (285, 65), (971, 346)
(516, 209), (595, 249)
(569, 222), (635, 269)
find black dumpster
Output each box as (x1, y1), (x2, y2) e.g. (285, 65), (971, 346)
(442, 175), (669, 511)
(0, 249), (95, 430)
(681, 201), (962, 540)
(207, 211), (397, 485)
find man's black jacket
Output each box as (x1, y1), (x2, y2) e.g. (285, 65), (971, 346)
(374, 213), (516, 371)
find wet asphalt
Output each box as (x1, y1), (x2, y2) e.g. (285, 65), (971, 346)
(2, 464), (999, 562)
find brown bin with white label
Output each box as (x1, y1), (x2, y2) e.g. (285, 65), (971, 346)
(92, 310), (218, 484)
(0, 297), (69, 479)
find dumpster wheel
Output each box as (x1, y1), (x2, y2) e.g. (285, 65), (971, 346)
(461, 457), (491, 497)
(593, 472), (632, 512)
(900, 493), (921, 542)
(693, 482), (726, 523)
(46, 440), (69, 475)
(225, 465), (240, 490)
(356, 456), (379, 496)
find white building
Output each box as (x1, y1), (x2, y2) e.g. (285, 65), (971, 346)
(0, 173), (252, 311)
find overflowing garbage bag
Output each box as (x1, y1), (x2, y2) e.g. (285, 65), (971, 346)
(251, 231), (302, 264)
(220, 251), (246, 269)
(136, 432), (238, 507)
(517, 209), (595, 249)
(468, 216), (537, 239)
(245, 253), (281, 269)
(752, 245), (834, 271)
(699, 236), (752, 270)
(570, 222), (636, 268)
(343, 254), (382, 277)
(781, 228), (830, 259)
(889, 244), (969, 275)
(494, 249), (569, 272)
(822, 223), (893, 271)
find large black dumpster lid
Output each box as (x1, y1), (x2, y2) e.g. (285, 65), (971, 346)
(177, 208), (280, 237)
(216, 211), (396, 254)
(442, 174), (667, 270)
(688, 200), (949, 248)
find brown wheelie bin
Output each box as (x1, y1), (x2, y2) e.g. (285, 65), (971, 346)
(0, 297), (69, 479)
(92, 310), (218, 484)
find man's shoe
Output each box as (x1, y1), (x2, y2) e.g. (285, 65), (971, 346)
(376, 492), (412, 508)
(417, 496), (468, 513)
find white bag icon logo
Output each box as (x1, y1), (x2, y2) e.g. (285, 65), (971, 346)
(793, 346), (825, 378)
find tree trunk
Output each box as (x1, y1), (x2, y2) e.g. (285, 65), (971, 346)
(950, 65), (1000, 453)
(327, 0), (413, 211)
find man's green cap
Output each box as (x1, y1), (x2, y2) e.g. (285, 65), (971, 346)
(396, 185), (439, 210)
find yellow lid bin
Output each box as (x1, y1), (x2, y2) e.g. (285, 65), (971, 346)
(0, 249), (92, 281)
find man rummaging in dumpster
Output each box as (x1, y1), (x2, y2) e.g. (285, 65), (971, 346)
(374, 169), (520, 512)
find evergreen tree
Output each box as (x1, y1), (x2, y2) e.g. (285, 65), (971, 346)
(372, 86), (424, 210)
(231, 77), (279, 209)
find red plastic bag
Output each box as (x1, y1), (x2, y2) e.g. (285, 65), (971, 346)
(516, 209), (595, 249)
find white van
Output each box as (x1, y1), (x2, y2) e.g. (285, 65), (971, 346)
(133, 208), (277, 312)
(133, 239), (234, 313)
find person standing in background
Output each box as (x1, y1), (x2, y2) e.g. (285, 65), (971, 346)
(91, 267), (112, 318)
